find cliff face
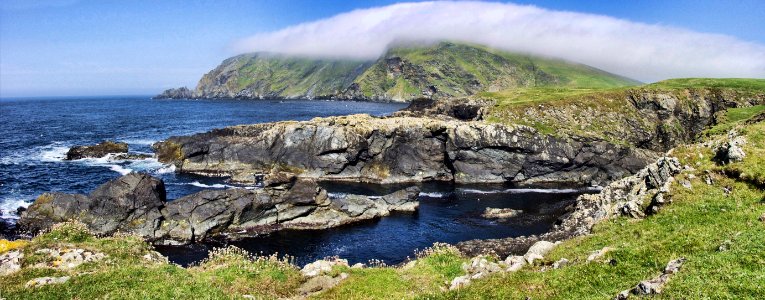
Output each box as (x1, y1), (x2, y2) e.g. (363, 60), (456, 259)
(157, 42), (639, 102)
(153, 85), (764, 186)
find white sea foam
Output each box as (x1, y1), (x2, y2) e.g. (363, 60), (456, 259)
(120, 138), (157, 146)
(419, 192), (446, 198)
(109, 164), (133, 175)
(37, 143), (71, 162)
(188, 181), (232, 189)
(0, 198), (32, 220)
(154, 164), (176, 174)
(327, 192), (347, 199)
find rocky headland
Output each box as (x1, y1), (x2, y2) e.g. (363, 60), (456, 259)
(152, 85), (764, 188)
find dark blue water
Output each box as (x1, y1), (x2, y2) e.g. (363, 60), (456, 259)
(0, 96), (590, 266)
(0, 96), (406, 216)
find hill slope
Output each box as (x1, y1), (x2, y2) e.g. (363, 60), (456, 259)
(161, 42), (639, 102)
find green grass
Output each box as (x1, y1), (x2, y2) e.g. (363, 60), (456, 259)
(706, 105), (765, 136)
(647, 78), (765, 90)
(0, 223), (304, 299)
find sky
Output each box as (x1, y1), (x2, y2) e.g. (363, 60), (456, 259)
(1, 0), (764, 97)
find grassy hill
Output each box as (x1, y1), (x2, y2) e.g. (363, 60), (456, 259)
(187, 42), (640, 101)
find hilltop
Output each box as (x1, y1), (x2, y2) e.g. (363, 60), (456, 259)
(157, 42), (639, 102)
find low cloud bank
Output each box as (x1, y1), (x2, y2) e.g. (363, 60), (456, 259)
(233, 1), (765, 82)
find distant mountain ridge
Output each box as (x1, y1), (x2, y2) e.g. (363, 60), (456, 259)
(157, 42), (640, 102)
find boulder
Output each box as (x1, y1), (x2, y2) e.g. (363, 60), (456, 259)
(19, 173), (165, 236)
(65, 141), (128, 160)
(0, 250), (23, 276)
(715, 136), (746, 164)
(300, 258), (349, 278)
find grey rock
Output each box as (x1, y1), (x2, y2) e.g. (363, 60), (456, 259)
(25, 276), (71, 288)
(19, 173), (420, 245)
(715, 136), (746, 164)
(66, 141), (128, 160)
(0, 250), (23, 276)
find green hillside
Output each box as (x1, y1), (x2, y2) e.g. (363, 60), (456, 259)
(186, 42), (639, 101)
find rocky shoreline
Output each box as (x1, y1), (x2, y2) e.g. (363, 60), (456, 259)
(18, 172), (420, 246)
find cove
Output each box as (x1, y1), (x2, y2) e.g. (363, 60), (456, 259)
(156, 182), (594, 267)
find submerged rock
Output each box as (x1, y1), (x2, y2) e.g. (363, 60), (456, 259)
(19, 173), (420, 245)
(481, 208), (522, 219)
(66, 141), (129, 160)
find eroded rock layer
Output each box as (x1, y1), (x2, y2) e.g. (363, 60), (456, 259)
(19, 173), (419, 245)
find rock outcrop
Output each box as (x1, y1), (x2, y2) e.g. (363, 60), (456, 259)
(65, 141), (129, 160)
(154, 114), (655, 186)
(154, 87), (193, 99)
(18, 173), (420, 245)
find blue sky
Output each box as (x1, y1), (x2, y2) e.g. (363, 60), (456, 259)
(1, 0), (763, 97)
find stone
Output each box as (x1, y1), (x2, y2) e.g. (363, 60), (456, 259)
(66, 141), (128, 160)
(0, 250), (23, 276)
(300, 258), (349, 278)
(482, 208), (522, 219)
(351, 263), (365, 269)
(620, 257), (686, 297)
(759, 212), (765, 223)
(587, 247), (614, 262)
(523, 241), (557, 264)
(25, 276), (70, 288)
(715, 136), (746, 164)
(503, 255), (526, 272)
(449, 275), (471, 290)
(33, 248), (106, 270)
(462, 256), (503, 279)
(298, 273), (348, 294)
(552, 258), (569, 269)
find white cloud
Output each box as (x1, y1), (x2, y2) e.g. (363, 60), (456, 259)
(233, 1), (765, 82)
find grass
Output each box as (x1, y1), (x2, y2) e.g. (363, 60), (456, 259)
(0, 222), (304, 299)
(706, 105), (765, 136)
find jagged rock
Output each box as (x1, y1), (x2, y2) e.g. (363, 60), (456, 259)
(154, 87), (193, 99)
(300, 258), (349, 278)
(482, 208), (522, 219)
(19, 174), (420, 245)
(19, 173), (165, 237)
(618, 257), (687, 298)
(715, 136), (747, 164)
(25, 276), (70, 288)
(0, 250), (23, 276)
(65, 141), (128, 160)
